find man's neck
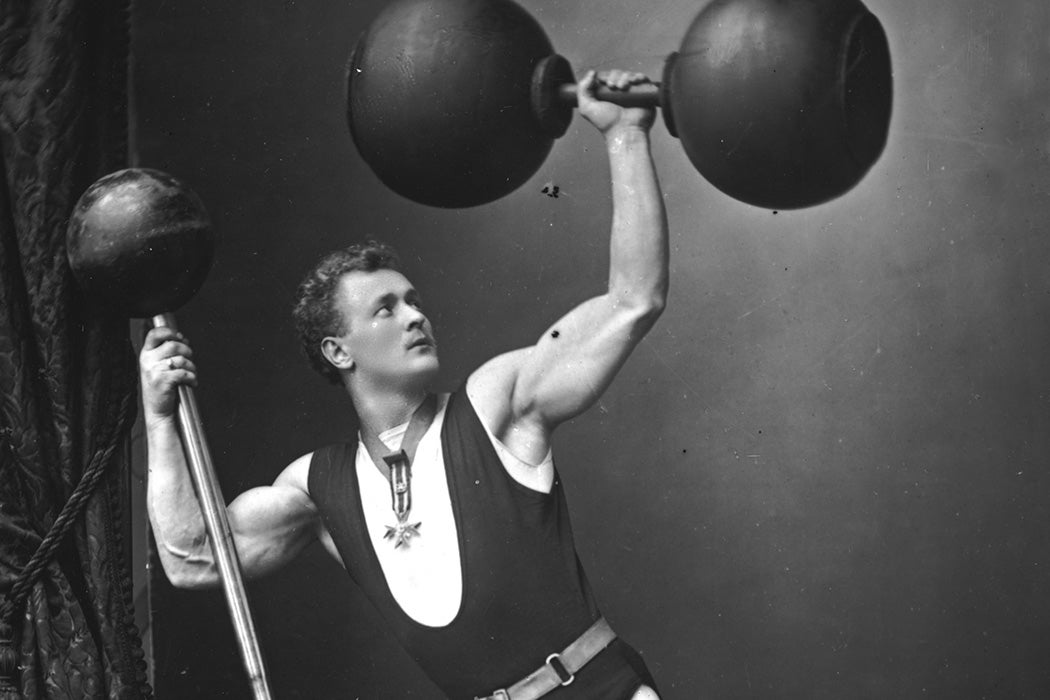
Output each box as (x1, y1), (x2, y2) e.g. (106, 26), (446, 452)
(349, 382), (429, 436)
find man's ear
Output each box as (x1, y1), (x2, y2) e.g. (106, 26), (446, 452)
(321, 336), (354, 373)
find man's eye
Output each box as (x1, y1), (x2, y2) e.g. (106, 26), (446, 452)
(376, 306), (392, 316)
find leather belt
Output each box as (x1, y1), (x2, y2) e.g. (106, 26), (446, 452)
(474, 618), (616, 700)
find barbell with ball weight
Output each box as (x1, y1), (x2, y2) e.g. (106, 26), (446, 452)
(65, 168), (273, 700)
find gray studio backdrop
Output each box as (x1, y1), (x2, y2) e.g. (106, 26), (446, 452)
(130, 0), (1050, 697)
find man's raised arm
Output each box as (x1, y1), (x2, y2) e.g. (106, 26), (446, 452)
(141, 327), (319, 589)
(469, 69), (669, 448)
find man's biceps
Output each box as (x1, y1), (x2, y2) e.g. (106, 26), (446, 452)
(227, 488), (296, 536)
(232, 516), (305, 564)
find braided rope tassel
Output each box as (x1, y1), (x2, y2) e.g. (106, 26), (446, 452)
(0, 622), (16, 700)
(0, 391), (135, 697)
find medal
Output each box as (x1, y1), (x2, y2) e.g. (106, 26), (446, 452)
(362, 394), (437, 550)
(383, 451), (422, 548)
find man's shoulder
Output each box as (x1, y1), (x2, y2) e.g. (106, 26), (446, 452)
(276, 441), (362, 496)
(467, 346), (545, 439)
(274, 452), (314, 491)
(467, 351), (521, 425)
(468, 347), (530, 397)
(466, 351), (555, 472)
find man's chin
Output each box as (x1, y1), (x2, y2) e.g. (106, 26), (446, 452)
(406, 356), (441, 384)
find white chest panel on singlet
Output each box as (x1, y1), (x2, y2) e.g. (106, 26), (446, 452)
(356, 395), (462, 627)
(354, 393), (556, 626)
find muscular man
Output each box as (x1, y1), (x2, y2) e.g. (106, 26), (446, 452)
(142, 70), (668, 699)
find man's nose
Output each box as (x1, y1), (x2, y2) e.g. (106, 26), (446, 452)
(404, 304), (426, 328)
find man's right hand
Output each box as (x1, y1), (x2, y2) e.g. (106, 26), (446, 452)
(140, 326), (198, 425)
(577, 69), (657, 139)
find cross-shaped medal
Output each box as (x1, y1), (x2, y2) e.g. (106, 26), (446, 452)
(383, 450), (422, 548)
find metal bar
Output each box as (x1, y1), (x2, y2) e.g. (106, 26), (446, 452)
(153, 313), (273, 700)
(557, 81), (662, 108)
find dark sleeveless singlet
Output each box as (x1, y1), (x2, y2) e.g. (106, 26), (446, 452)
(307, 390), (656, 699)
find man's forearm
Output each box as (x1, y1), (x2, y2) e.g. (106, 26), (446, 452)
(605, 126), (669, 314)
(145, 415), (219, 586)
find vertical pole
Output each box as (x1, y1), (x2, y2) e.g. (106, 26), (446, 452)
(152, 313), (273, 700)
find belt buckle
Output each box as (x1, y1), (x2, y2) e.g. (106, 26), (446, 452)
(474, 690), (510, 700)
(545, 652), (575, 686)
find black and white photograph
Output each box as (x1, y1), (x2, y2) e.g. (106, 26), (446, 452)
(1, 0), (1048, 698)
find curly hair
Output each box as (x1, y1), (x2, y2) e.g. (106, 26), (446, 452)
(292, 241), (402, 384)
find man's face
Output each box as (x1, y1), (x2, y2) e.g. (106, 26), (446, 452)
(330, 269), (439, 388)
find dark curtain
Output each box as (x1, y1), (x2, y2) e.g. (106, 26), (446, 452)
(0, 0), (150, 697)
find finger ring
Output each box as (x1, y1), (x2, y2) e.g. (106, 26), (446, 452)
(168, 357), (176, 371)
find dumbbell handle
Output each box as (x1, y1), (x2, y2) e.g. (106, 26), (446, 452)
(557, 81), (662, 108)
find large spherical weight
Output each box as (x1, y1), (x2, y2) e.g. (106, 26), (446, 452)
(347, 0), (559, 208)
(668, 0), (892, 209)
(67, 168), (215, 318)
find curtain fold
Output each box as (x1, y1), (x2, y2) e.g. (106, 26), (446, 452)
(0, 0), (150, 697)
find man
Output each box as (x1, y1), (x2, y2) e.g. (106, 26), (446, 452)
(142, 69), (667, 699)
